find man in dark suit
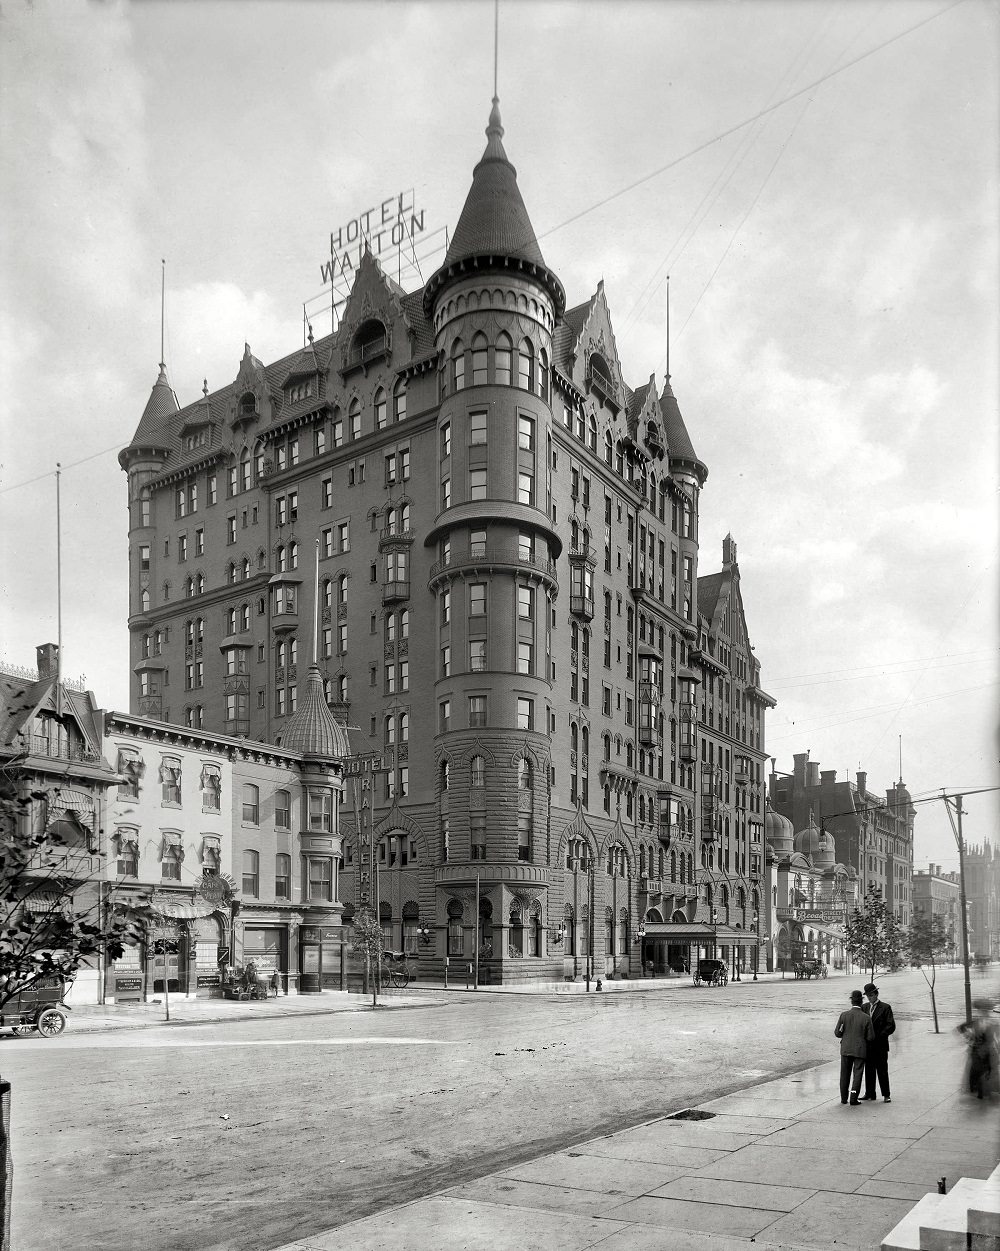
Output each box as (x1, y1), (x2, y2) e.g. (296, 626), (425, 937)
(862, 982), (896, 1101)
(836, 989), (875, 1104)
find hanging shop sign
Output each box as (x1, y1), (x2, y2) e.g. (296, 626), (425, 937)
(320, 191), (427, 287)
(776, 906), (847, 924)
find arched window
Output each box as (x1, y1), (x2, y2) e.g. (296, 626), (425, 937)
(451, 339), (465, 392)
(226, 607), (237, 635)
(495, 333), (512, 386)
(538, 346), (549, 402)
(195, 573), (204, 595)
(337, 573), (349, 605)
(276, 547), (286, 574)
(639, 845), (646, 877)
(242, 557), (251, 580)
(440, 760), (449, 790)
(471, 333), (488, 386)
(289, 541), (299, 570)
(447, 898), (464, 956)
(508, 901), (523, 956)
(240, 603), (250, 632)
(185, 577), (194, 599)
(348, 396), (361, 441)
(518, 756), (533, 790)
(374, 387), (387, 430)
(470, 755), (485, 787)
(670, 850), (677, 883)
(322, 578), (333, 608)
(241, 448), (252, 492)
(658, 847), (665, 878)
(141, 634), (150, 659)
(393, 377), (407, 422)
(517, 338), (534, 391)
(399, 609), (409, 638)
(527, 902), (542, 957)
(604, 430), (613, 465)
(385, 714), (396, 746)
(399, 712), (408, 742)
(565, 837), (590, 869)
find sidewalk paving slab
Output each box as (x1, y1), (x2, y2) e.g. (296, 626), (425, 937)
(270, 1022), (998, 1251)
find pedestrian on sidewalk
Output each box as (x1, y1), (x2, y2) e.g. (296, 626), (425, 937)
(959, 998), (999, 1100)
(862, 982), (896, 1102)
(835, 989), (875, 1105)
(269, 970), (281, 998)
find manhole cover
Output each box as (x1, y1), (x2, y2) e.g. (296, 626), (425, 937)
(666, 1108), (716, 1121)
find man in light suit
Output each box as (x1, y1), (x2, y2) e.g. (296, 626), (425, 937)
(835, 989), (875, 1105)
(862, 982), (896, 1102)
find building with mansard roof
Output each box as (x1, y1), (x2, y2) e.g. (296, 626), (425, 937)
(119, 99), (774, 984)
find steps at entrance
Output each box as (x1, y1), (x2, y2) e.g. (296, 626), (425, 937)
(882, 1164), (1000, 1251)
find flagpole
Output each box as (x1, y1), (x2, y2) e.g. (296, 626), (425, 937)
(56, 462), (63, 715)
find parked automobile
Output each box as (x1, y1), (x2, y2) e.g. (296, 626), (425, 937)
(0, 975), (70, 1037)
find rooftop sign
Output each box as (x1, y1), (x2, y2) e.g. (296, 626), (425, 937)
(320, 190), (426, 288)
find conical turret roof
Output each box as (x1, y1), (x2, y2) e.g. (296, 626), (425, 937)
(424, 99), (564, 315)
(659, 377), (708, 485)
(135, 364), (179, 441)
(278, 663), (350, 759)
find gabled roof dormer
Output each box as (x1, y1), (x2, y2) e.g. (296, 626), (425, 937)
(229, 343), (274, 429)
(556, 281), (627, 415)
(338, 249), (418, 377)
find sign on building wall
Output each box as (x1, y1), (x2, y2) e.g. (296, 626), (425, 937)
(776, 906), (847, 924)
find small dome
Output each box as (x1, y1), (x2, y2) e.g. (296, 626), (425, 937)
(765, 801), (794, 854)
(794, 815), (835, 865)
(277, 664), (350, 759)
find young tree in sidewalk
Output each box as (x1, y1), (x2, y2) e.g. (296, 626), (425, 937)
(349, 906), (384, 1008)
(843, 886), (904, 984)
(908, 912), (950, 1033)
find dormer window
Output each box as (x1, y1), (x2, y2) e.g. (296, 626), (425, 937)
(184, 429), (208, 452)
(288, 379), (314, 403)
(239, 393), (257, 421)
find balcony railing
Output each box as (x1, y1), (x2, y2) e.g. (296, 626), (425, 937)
(568, 543), (596, 566)
(588, 369), (620, 408)
(29, 735), (103, 765)
(428, 545), (558, 584)
(342, 336), (389, 373)
(379, 526), (414, 548)
(639, 876), (663, 894)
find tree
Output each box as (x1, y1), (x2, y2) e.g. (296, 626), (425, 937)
(1, 767), (134, 1251)
(349, 907), (384, 1008)
(843, 886), (904, 983)
(908, 912), (950, 1033)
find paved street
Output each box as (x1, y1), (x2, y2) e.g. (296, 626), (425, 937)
(0, 966), (990, 1251)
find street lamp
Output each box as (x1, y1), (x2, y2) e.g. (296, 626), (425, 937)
(752, 910), (759, 981)
(636, 919), (647, 978)
(417, 922), (431, 946)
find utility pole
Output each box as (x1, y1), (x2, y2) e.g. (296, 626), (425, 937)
(941, 792), (973, 1028)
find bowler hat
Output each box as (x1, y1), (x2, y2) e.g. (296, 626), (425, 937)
(863, 983), (878, 995)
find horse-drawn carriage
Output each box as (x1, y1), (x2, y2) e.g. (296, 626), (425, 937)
(692, 958), (729, 987)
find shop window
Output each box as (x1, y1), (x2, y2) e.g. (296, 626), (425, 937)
(242, 849), (259, 897)
(275, 853), (291, 900)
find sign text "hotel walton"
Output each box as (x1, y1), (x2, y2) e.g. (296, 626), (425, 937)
(320, 190), (426, 286)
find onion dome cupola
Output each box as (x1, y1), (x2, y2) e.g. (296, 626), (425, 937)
(764, 799), (794, 856)
(423, 98), (565, 316)
(276, 663), (350, 760)
(658, 377), (708, 488)
(794, 812), (835, 867)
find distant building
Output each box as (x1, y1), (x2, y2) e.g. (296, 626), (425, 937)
(762, 804), (858, 972)
(911, 863), (961, 962)
(964, 841), (1000, 961)
(0, 645), (119, 1004)
(769, 754), (915, 926)
(118, 99), (774, 983)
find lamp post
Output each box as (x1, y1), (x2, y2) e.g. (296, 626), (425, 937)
(585, 861), (595, 992)
(636, 919), (647, 977)
(941, 793), (973, 1029)
(752, 910), (759, 981)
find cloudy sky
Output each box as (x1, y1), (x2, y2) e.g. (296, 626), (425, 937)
(1, 0), (996, 872)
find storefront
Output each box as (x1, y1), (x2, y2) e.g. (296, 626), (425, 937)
(242, 926), (287, 989)
(640, 920), (758, 975)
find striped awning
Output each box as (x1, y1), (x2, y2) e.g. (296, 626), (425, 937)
(148, 898), (217, 921)
(22, 892), (70, 915)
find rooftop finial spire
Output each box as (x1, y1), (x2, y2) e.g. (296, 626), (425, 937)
(493, 0), (499, 100)
(160, 258), (166, 372)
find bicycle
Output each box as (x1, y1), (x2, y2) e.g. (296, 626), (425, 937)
(380, 950), (411, 989)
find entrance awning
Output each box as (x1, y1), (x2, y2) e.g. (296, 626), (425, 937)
(641, 922), (758, 946)
(148, 897), (218, 921)
(21, 891), (70, 915)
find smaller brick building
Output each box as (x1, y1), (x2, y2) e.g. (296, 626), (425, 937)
(910, 863), (961, 963)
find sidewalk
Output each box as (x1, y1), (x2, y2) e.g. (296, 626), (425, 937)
(271, 1024), (999, 1251)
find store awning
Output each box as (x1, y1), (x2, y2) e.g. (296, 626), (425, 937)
(21, 892), (70, 915)
(641, 922), (758, 946)
(147, 897), (218, 921)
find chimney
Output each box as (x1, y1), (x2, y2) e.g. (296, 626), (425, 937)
(806, 761), (821, 788)
(820, 769), (837, 786)
(36, 642), (59, 679)
(723, 534), (737, 568)
(856, 770), (867, 797)
(793, 753), (808, 786)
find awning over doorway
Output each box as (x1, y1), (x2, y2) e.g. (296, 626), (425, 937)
(642, 922), (757, 946)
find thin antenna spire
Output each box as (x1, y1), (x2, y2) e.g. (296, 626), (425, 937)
(313, 539), (320, 666)
(898, 734), (903, 782)
(665, 274), (671, 380)
(160, 258), (166, 369)
(55, 463), (63, 716)
(493, 0), (499, 99)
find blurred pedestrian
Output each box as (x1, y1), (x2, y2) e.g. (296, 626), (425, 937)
(862, 983), (896, 1102)
(960, 999), (999, 1100)
(269, 970), (280, 998)
(835, 989), (874, 1105)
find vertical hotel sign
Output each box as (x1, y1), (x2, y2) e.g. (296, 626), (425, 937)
(320, 191), (426, 288)
(342, 753), (390, 910)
